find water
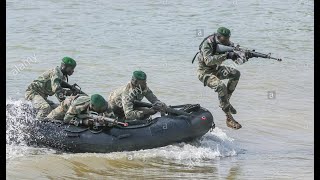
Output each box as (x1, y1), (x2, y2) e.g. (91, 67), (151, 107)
(6, 0), (314, 179)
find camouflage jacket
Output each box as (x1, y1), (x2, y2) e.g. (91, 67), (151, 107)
(26, 66), (67, 100)
(197, 34), (234, 85)
(64, 96), (91, 123)
(108, 82), (159, 120)
(63, 95), (115, 123)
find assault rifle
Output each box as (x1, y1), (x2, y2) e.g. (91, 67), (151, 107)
(60, 81), (88, 96)
(216, 44), (282, 62)
(88, 111), (128, 127)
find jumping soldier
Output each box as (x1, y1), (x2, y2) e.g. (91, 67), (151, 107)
(192, 27), (242, 129)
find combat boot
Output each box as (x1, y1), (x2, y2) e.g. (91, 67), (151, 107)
(226, 114), (242, 129)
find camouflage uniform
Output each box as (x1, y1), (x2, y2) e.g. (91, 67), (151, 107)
(63, 96), (114, 123)
(25, 66), (68, 118)
(108, 82), (159, 120)
(47, 94), (84, 120)
(63, 96), (91, 123)
(197, 33), (240, 113)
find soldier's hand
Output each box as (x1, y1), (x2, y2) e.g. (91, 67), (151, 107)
(226, 52), (240, 61)
(153, 101), (167, 111)
(71, 83), (78, 90)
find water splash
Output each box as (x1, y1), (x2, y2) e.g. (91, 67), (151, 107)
(6, 98), (58, 160)
(6, 98), (35, 145)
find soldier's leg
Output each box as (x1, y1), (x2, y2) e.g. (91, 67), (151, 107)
(31, 95), (53, 119)
(215, 66), (241, 100)
(215, 66), (241, 114)
(205, 75), (230, 113)
(206, 74), (242, 129)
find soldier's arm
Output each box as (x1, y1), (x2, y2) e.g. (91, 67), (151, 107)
(201, 41), (227, 66)
(63, 105), (77, 123)
(51, 72), (65, 101)
(144, 88), (160, 104)
(122, 92), (144, 120)
(64, 109), (90, 123)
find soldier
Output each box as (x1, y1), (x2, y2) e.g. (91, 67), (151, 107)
(63, 94), (109, 126)
(47, 94), (115, 120)
(25, 57), (77, 119)
(108, 70), (167, 121)
(193, 27), (242, 129)
(46, 94), (85, 120)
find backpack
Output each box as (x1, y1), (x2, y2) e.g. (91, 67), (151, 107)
(191, 33), (217, 64)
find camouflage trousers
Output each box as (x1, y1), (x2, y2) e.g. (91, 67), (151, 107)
(200, 65), (241, 114)
(25, 90), (59, 119)
(47, 96), (75, 120)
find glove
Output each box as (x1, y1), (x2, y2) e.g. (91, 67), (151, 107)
(152, 101), (167, 111)
(226, 52), (239, 61)
(69, 83), (82, 95)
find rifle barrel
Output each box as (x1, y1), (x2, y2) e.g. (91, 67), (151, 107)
(251, 51), (282, 61)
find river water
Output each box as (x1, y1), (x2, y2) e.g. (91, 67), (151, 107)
(6, 0), (314, 179)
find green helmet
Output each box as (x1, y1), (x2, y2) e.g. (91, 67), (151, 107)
(62, 57), (77, 68)
(132, 70), (147, 80)
(90, 94), (107, 112)
(217, 27), (231, 37)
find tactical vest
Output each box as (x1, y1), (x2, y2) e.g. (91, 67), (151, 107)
(192, 33), (218, 64)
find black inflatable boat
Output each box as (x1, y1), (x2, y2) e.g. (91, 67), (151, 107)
(26, 104), (215, 153)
